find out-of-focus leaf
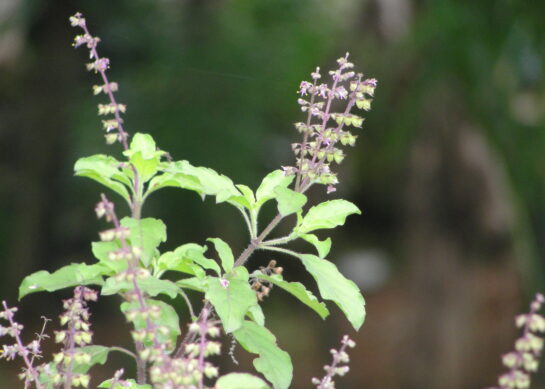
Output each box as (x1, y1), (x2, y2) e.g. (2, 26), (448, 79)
(252, 271), (329, 319)
(234, 321), (292, 389)
(19, 263), (106, 300)
(296, 200), (360, 233)
(205, 267), (257, 333)
(207, 237), (234, 273)
(274, 187), (307, 216)
(298, 254), (365, 330)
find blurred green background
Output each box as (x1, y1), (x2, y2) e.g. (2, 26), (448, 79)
(1, 0), (545, 388)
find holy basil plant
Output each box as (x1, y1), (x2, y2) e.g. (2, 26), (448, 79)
(3, 12), (377, 389)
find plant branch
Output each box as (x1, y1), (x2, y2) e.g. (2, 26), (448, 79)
(109, 346), (138, 362)
(259, 245), (301, 258)
(237, 207), (255, 239)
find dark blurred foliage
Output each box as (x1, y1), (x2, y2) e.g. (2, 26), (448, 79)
(1, 0), (545, 388)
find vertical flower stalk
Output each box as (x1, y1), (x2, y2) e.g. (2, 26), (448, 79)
(486, 293), (545, 389)
(288, 53), (376, 194)
(312, 335), (356, 389)
(53, 286), (97, 389)
(96, 194), (151, 384)
(70, 13), (129, 149)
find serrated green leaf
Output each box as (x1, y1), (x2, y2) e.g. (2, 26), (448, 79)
(255, 170), (294, 208)
(205, 267), (257, 333)
(234, 321), (292, 389)
(72, 345), (110, 374)
(102, 276), (179, 299)
(19, 263), (106, 300)
(247, 304), (265, 326)
(299, 233), (332, 258)
(298, 254), (365, 330)
(216, 373), (271, 389)
(207, 238), (234, 273)
(297, 200), (361, 233)
(74, 155), (131, 201)
(252, 272), (329, 319)
(121, 299), (180, 347)
(121, 217), (166, 267)
(274, 187), (307, 216)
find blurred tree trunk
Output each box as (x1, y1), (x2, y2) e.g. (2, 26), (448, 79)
(402, 85), (521, 389)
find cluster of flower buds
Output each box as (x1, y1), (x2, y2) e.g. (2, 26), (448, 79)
(148, 307), (221, 389)
(487, 293), (545, 389)
(0, 302), (47, 387)
(286, 53), (376, 193)
(70, 13), (129, 148)
(50, 287), (97, 388)
(312, 335), (356, 389)
(251, 260), (283, 301)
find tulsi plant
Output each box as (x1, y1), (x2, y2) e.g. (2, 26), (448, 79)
(0, 12), (376, 389)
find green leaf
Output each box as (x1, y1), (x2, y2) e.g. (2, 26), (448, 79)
(234, 321), (292, 389)
(205, 267), (257, 333)
(126, 133), (160, 160)
(121, 299), (180, 347)
(123, 133), (165, 183)
(298, 254), (365, 330)
(216, 373), (271, 389)
(255, 170), (294, 208)
(99, 379), (151, 389)
(19, 263), (106, 299)
(252, 272), (329, 319)
(121, 217), (166, 267)
(207, 238), (234, 273)
(147, 171), (201, 196)
(230, 184), (255, 209)
(176, 276), (206, 292)
(72, 345), (110, 374)
(157, 245), (206, 278)
(297, 199), (361, 233)
(247, 304), (265, 326)
(164, 160), (241, 203)
(102, 276), (179, 299)
(91, 241), (126, 273)
(74, 155), (131, 201)
(163, 243), (220, 276)
(299, 233), (332, 258)
(274, 187), (307, 216)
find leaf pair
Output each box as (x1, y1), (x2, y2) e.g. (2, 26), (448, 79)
(75, 133), (166, 204)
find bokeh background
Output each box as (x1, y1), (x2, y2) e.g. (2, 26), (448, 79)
(1, 0), (545, 388)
